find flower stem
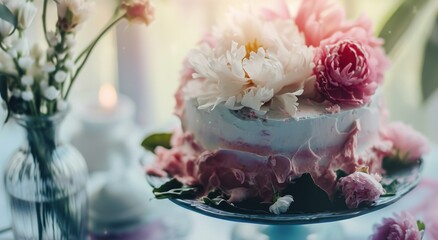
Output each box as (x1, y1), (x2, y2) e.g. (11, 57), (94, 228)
(42, 0), (50, 45)
(64, 14), (126, 99)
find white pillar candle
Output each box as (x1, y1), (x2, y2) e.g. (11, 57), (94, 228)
(71, 84), (136, 172)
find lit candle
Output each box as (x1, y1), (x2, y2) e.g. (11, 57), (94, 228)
(71, 84), (136, 172)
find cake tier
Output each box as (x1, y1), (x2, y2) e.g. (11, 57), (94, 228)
(182, 99), (381, 159)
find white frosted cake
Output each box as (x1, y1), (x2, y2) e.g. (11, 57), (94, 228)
(146, 0), (428, 213)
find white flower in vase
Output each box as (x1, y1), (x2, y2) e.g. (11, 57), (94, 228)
(44, 86), (60, 101)
(17, 1), (37, 30)
(56, 0), (93, 33)
(0, 19), (14, 39)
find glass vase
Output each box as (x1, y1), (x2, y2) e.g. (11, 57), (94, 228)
(4, 109), (88, 240)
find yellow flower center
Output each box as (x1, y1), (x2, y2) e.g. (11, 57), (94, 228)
(245, 39), (262, 59)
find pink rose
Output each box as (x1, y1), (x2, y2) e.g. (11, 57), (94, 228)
(381, 122), (429, 161)
(295, 0), (345, 47)
(315, 40), (378, 106)
(337, 171), (385, 209)
(370, 212), (423, 240)
(121, 0), (155, 26)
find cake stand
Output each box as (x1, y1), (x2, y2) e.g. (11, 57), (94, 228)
(146, 163), (422, 239)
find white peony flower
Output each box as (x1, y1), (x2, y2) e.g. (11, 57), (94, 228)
(54, 70), (68, 83)
(241, 87), (274, 112)
(21, 89), (34, 101)
(17, 2), (37, 30)
(21, 74), (34, 86)
(0, 19), (14, 39)
(271, 90), (304, 116)
(269, 195), (294, 215)
(44, 86), (60, 100)
(185, 9), (314, 116)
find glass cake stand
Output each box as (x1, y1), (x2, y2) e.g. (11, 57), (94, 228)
(146, 163), (422, 239)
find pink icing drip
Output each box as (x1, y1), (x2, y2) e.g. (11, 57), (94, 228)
(148, 120), (394, 203)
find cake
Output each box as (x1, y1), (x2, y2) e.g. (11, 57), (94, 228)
(146, 0), (429, 213)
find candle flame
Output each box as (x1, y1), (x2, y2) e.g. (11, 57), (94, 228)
(99, 83), (118, 110)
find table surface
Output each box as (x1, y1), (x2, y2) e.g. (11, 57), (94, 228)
(0, 119), (437, 240)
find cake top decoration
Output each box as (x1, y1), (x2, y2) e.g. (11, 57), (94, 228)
(178, 0), (389, 117)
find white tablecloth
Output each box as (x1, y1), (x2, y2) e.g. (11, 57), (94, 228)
(1, 119), (437, 240)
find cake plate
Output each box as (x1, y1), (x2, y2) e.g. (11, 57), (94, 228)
(147, 163), (421, 225)
(146, 163), (421, 239)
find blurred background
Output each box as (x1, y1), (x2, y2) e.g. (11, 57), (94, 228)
(1, 0), (438, 239)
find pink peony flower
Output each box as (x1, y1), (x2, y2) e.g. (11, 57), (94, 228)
(381, 122), (429, 161)
(146, 129), (203, 185)
(295, 0), (346, 47)
(314, 40), (378, 106)
(337, 171), (385, 209)
(370, 212), (423, 240)
(121, 0), (155, 26)
(321, 16), (389, 85)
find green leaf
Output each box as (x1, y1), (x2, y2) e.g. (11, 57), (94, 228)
(378, 0), (429, 56)
(421, 16), (438, 102)
(417, 220), (426, 231)
(152, 178), (199, 199)
(203, 197), (269, 214)
(0, 4), (17, 34)
(381, 180), (399, 197)
(141, 133), (172, 152)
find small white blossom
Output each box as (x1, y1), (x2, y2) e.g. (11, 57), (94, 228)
(0, 19), (14, 39)
(47, 31), (61, 46)
(7, 49), (18, 58)
(64, 34), (75, 48)
(11, 37), (30, 56)
(44, 86), (60, 100)
(18, 56), (34, 70)
(46, 47), (55, 58)
(21, 89), (34, 101)
(17, 2), (37, 30)
(31, 44), (43, 59)
(64, 59), (76, 72)
(12, 89), (21, 98)
(40, 80), (49, 90)
(57, 51), (67, 60)
(269, 195), (294, 215)
(57, 99), (67, 111)
(21, 75), (34, 86)
(54, 70), (68, 83)
(43, 63), (56, 73)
